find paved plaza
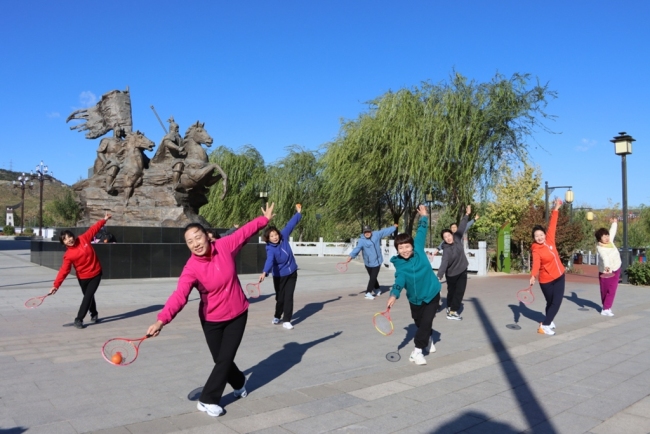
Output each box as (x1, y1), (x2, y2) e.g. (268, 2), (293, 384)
(1, 240), (650, 434)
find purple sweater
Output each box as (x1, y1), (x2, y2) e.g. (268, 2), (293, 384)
(157, 216), (269, 324)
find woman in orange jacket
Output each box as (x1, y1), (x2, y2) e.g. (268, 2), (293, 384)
(529, 198), (565, 336)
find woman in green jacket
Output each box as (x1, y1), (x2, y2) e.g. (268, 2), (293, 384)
(386, 205), (442, 365)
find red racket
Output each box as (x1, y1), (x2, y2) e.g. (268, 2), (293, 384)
(517, 285), (535, 304)
(102, 335), (151, 366)
(373, 308), (394, 336)
(245, 282), (261, 298)
(336, 262), (348, 273)
(24, 294), (50, 308)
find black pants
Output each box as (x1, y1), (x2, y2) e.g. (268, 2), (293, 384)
(76, 273), (101, 322)
(273, 271), (297, 322)
(365, 265), (381, 294)
(446, 270), (468, 312)
(409, 293), (440, 349)
(200, 310), (248, 405)
(539, 274), (565, 326)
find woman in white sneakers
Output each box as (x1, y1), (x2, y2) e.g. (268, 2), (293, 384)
(595, 218), (622, 316)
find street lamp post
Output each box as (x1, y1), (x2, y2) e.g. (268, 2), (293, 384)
(425, 192), (433, 248)
(611, 132), (635, 284)
(32, 161), (53, 238)
(12, 173), (33, 233)
(544, 181), (574, 226)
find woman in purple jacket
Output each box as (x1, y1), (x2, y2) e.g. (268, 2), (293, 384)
(259, 203), (302, 330)
(147, 203), (274, 418)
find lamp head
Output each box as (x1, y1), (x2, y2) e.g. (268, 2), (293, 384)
(611, 132), (635, 156)
(565, 189), (574, 204)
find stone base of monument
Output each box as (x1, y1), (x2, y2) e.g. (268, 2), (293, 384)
(30, 226), (265, 279)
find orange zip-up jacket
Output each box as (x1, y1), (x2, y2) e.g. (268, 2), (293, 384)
(531, 210), (565, 284)
(53, 219), (106, 289)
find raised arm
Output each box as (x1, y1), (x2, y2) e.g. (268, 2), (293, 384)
(220, 203), (274, 253)
(377, 224), (398, 239)
(547, 198), (562, 245)
(81, 212), (111, 243)
(281, 205), (303, 239)
(414, 205), (428, 252)
(455, 205), (471, 239)
(609, 218), (618, 244)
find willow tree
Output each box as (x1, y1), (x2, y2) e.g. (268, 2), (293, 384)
(265, 146), (322, 241)
(322, 71), (557, 235)
(200, 145), (267, 227)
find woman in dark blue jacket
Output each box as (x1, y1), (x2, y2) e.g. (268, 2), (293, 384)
(259, 204), (302, 329)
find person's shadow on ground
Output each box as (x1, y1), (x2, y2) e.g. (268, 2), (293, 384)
(508, 302), (545, 326)
(291, 296), (341, 326)
(395, 324), (440, 356)
(563, 291), (601, 311)
(89, 305), (164, 325)
(248, 293), (274, 304)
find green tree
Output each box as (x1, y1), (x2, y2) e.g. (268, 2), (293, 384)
(321, 71), (557, 235)
(48, 190), (81, 226)
(201, 145), (267, 228)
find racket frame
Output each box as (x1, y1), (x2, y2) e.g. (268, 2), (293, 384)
(245, 282), (261, 298)
(102, 335), (150, 366)
(24, 294), (49, 308)
(373, 308), (394, 336)
(516, 285), (535, 304)
(336, 262), (348, 272)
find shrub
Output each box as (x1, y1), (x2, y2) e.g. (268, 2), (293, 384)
(626, 262), (650, 286)
(23, 228), (34, 235)
(3, 225), (15, 235)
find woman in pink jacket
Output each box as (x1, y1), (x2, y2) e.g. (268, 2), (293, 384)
(147, 203), (275, 417)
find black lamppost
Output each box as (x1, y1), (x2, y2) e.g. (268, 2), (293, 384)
(259, 191), (268, 207)
(31, 161), (53, 238)
(12, 173), (33, 233)
(611, 132), (635, 284)
(425, 192), (433, 248)
(544, 182), (574, 226)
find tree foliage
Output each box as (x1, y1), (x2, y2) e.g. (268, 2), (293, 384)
(48, 190), (81, 226)
(321, 71), (557, 235)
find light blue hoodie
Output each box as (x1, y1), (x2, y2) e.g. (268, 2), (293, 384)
(349, 226), (397, 267)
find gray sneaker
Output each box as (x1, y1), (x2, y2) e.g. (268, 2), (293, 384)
(90, 314), (99, 324)
(446, 311), (462, 321)
(73, 320), (85, 329)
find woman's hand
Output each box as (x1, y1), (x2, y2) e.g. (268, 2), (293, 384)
(262, 202), (275, 221)
(605, 267), (611, 273)
(259, 273), (266, 282)
(554, 198), (562, 211)
(104, 211), (112, 221)
(474, 214), (480, 220)
(48, 286), (58, 295)
(147, 320), (164, 337)
(296, 203), (302, 213)
(387, 296), (396, 309)
(529, 275), (536, 286)
(417, 204), (427, 216)
(609, 217), (618, 224)
(466, 205), (472, 215)
(346, 256), (352, 263)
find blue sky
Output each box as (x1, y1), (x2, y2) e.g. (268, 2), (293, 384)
(2, 1), (648, 209)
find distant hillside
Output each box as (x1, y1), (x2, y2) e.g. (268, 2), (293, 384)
(0, 169), (74, 227)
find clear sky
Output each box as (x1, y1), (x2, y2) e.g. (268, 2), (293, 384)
(2, 1), (648, 209)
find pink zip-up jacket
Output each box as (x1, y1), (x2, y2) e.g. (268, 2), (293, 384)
(157, 216), (269, 324)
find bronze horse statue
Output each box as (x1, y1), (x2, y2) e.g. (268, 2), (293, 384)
(117, 131), (155, 206)
(177, 121), (227, 198)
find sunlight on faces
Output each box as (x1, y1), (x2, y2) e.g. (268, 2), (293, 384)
(534, 229), (546, 245)
(450, 224), (458, 234)
(443, 232), (454, 244)
(185, 227), (209, 256)
(268, 230), (280, 244)
(62, 234), (76, 247)
(397, 242), (413, 259)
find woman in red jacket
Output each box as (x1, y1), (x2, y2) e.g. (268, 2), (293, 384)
(529, 198), (564, 336)
(48, 212), (111, 329)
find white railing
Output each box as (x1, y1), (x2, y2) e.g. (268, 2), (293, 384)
(261, 237), (488, 276)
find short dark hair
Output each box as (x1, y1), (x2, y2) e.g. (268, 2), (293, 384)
(440, 229), (452, 240)
(184, 223), (207, 237)
(394, 233), (413, 250)
(59, 230), (75, 245)
(595, 227), (609, 242)
(263, 226), (282, 243)
(207, 228), (220, 240)
(531, 225), (546, 240)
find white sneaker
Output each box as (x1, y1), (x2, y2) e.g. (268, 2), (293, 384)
(601, 309), (614, 316)
(233, 383), (247, 399)
(272, 318), (280, 325)
(550, 321), (556, 329)
(537, 324), (556, 336)
(365, 293), (375, 300)
(197, 401), (224, 417)
(427, 336), (436, 354)
(374, 290), (381, 297)
(283, 322), (294, 330)
(409, 350), (427, 365)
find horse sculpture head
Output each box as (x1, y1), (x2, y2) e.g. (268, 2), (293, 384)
(125, 130), (155, 152)
(185, 121), (214, 147)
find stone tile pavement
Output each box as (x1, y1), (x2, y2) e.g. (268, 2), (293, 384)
(1, 241), (650, 433)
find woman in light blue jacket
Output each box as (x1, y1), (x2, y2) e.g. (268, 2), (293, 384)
(347, 223), (398, 300)
(259, 204), (302, 329)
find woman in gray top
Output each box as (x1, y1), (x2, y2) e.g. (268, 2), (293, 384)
(437, 205), (471, 320)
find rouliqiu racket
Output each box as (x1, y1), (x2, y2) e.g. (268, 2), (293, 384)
(24, 294), (50, 308)
(517, 285), (534, 304)
(373, 308), (394, 336)
(336, 262), (348, 273)
(245, 282), (261, 298)
(102, 335), (152, 366)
